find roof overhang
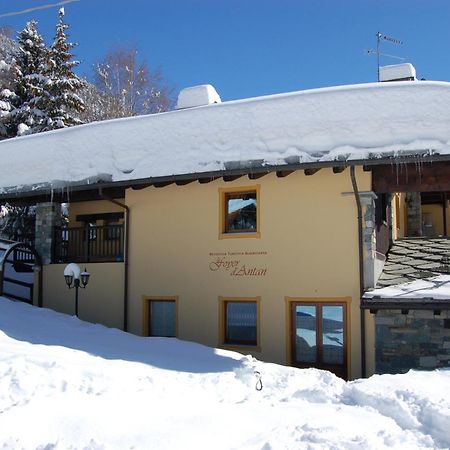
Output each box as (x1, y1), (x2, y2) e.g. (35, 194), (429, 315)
(2, 153), (450, 205)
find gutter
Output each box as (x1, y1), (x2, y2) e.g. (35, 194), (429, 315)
(99, 189), (130, 332)
(350, 166), (366, 378)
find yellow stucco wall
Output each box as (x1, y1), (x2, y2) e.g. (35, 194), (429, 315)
(68, 199), (125, 226)
(364, 309), (376, 376)
(42, 263), (124, 329)
(422, 203), (447, 237)
(124, 168), (372, 379)
(393, 194), (449, 239)
(392, 193), (407, 239)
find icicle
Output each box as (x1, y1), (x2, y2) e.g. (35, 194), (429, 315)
(417, 153), (423, 185)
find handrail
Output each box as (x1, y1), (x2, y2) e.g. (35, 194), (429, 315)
(53, 224), (124, 263)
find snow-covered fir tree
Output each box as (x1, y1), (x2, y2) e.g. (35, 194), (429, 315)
(0, 20), (50, 137)
(0, 28), (18, 64)
(0, 30), (19, 138)
(45, 7), (84, 130)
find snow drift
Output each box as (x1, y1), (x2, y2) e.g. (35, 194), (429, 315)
(1, 296), (450, 449)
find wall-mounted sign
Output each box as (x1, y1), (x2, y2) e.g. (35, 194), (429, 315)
(208, 251), (268, 277)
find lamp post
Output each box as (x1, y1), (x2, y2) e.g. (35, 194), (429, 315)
(64, 263), (90, 317)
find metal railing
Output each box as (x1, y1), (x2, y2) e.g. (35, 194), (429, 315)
(53, 225), (124, 263)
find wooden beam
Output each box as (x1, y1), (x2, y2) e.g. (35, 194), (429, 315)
(198, 177), (217, 184)
(444, 192), (448, 236)
(333, 166), (346, 174)
(153, 181), (174, 188)
(175, 179), (195, 186)
(372, 161), (450, 193)
(276, 170), (294, 178)
(248, 172), (268, 180)
(131, 184), (152, 191)
(223, 175), (243, 182)
(304, 168), (321, 176)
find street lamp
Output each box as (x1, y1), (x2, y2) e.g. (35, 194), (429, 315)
(64, 263), (90, 317)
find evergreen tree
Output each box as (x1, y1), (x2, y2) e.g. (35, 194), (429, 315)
(45, 7), (84, 130)
(1, 20), (50, 137)
(0, 31), (17, 138)
(0, 84), (17, 139)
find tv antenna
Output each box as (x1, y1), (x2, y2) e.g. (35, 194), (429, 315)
(366, 32), (404, 81)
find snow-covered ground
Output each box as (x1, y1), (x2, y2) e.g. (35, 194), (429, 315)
(1, 297), (449, 450)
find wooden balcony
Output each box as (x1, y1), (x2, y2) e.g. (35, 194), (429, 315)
(53, 225), (124, 263)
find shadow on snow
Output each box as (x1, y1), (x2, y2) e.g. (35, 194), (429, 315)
(0, 297), (244, 374)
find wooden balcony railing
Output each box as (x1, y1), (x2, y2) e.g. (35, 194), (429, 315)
(53, 225), (124, 263)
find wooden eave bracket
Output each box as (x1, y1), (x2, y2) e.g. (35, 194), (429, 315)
(248, 172), (268, 180)
(304, 168), (321, 176)
(175, 179), (195, 186)
(223, 175), (243, 182)
(276, 170), (295, 178)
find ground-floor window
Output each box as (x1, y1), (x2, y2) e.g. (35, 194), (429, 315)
(219, 296), (261, 349)
(143, 297), (178, 337)
(289, 300), (348, 379)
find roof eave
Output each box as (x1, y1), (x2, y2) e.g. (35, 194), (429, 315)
(2, 152), (450, 203)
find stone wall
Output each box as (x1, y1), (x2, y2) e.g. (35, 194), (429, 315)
(35, 202), (61, 265)
(375, 309), (450, 373)
(360, 192), (380, 288)
(405, 192), (422, 236)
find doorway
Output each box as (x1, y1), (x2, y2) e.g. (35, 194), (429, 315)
(290, 301), (348, 379)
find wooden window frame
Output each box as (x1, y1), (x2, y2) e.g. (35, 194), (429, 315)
(142, 296), (179, 337)
(218, 185), (261, 239)
(285, 297), (351, 380)
(218, 296), (261, 352)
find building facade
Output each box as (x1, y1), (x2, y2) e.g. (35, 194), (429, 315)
(1, 78), (450, 380)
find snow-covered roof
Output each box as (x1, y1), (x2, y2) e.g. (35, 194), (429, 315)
(363, 275), (450, 301)
(1, 80), (450, 195)
(375, 238), (450, 288)
(362, 238), (450, 308)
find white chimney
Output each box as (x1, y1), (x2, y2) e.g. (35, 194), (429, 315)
(175, 84), (221, 109)
(379, 63), (417, 82)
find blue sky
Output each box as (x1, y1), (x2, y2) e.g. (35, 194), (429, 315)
(1, 0), (449, 101)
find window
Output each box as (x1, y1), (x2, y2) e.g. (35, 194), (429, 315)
(219, 297), (260, 348)
(219, 186), (260, 239)
(143, 297), (178, 337)
(287, 298), (349, 379)
(105, 220), (122, 241)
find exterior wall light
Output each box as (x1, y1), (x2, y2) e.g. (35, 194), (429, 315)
(80, 270), (90, 287)
(63, 263), (90, 317)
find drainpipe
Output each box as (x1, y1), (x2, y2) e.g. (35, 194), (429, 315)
(350, 166), (366, 378)
(99, 189), (129, 332)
